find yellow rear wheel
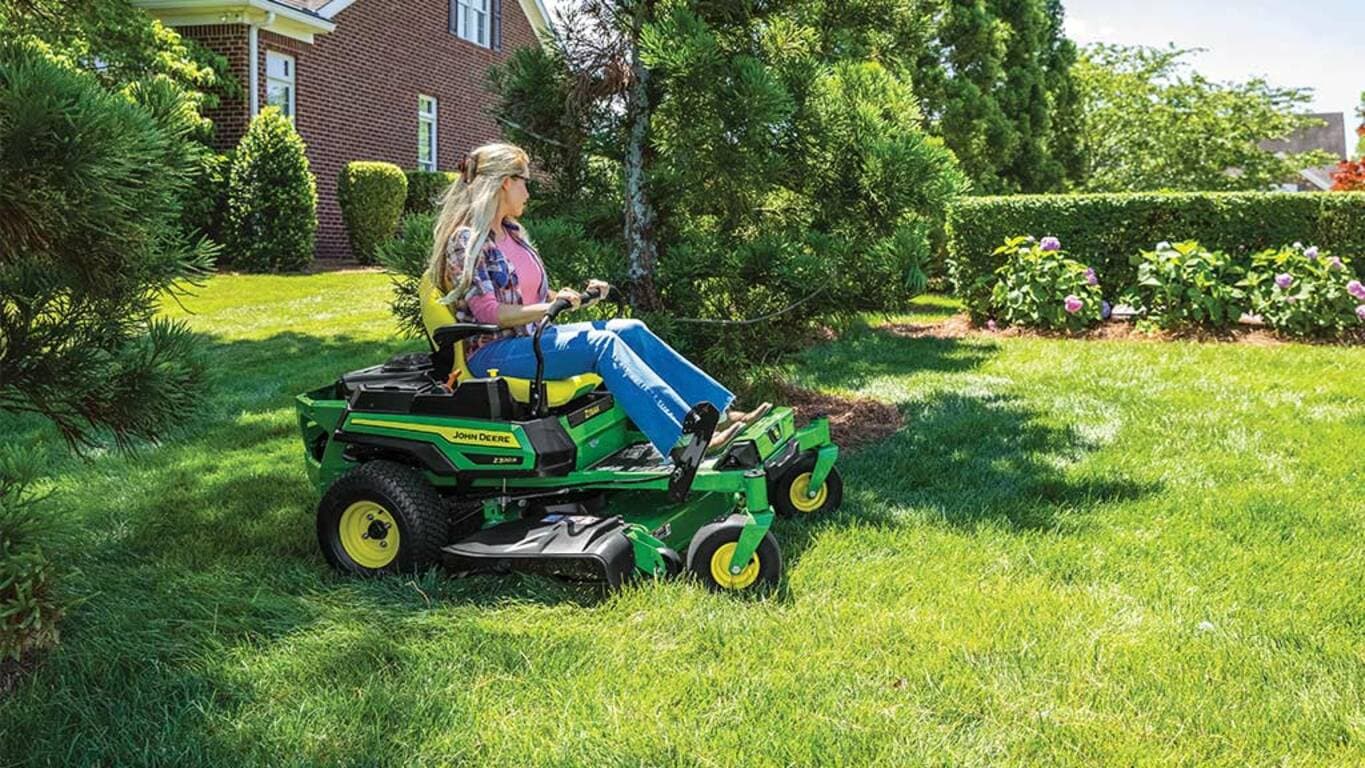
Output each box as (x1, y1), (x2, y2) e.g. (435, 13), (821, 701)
(317, 461), (446, 576)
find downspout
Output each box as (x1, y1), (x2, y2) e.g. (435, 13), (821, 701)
(248, 23), (259, 117)
(247, 12), (276, 118)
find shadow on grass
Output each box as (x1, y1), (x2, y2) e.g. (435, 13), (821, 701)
(793, 324), (1001, 392)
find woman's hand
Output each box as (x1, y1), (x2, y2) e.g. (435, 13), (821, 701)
(585, 279), (611, 303)
(553, 286), (583, 310)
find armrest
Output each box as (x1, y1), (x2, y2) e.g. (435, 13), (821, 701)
(432, 323), (501, 349)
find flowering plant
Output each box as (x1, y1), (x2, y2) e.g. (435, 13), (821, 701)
(1244, 244), (1364, 337)
(989, 236), (1103, 331)
(1123, 241), (1248, 330)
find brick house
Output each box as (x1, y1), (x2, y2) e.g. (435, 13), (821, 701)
(133, 0), (552, 260)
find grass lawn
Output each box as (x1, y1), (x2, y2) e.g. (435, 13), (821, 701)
(2, 271), (1363, 767)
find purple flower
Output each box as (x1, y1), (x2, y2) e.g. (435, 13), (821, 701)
(1101, 300), (1112, 320)
(1064, 295), (1083, 314)
(1304, 246), (1319, 259)
(1084, 267), (1098, 286)
(986, 319), (998, 331)
(1328, 256), (1345, 271)
(1356, 305), (1365, 322)
(1349, 280), (1365, 300)
(1275, 273), (1294, 289)
(1040, 236), (1061, 252)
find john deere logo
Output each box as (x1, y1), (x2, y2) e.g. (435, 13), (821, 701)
(350, 418), (521, 449)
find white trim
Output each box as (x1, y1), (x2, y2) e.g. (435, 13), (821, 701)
(417, 94), (438, 172)
(131, 0), (334, 42)
(316, 0), (357, 19)
(265, 50), (296, 120)
(248, 23), (259, 116)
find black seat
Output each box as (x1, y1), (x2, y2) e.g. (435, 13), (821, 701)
(431, 323), (501, 350)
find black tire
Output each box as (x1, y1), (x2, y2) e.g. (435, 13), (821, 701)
(317, 460), (448, 576)
(770, 454), (843, 518)
(685, 517), (782, 592)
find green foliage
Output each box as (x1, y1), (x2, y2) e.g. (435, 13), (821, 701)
(375, 213), (435, 337)
(403, 170), (456, 215)
(0, 451), (62, 663)
(223, 107), (317, 272)
(947, 192), (1365, 317)
(988, 236), (1102, 331)
(0, 38), (213, 447)
(489, 2), (965, 372)
(337, 161), (407, 265)
(1244, 245), (1363, 338)
(913, 0), (1078, 193)
(1072, 45), (1332, 192)
(1123, 241), (1249, 330)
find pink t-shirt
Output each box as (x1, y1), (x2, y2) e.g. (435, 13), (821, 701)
(467, 231), (546, 325)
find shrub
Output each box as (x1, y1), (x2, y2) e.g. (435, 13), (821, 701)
(947, 192), (1365, 317)
(375, 213), (435, 336)
(223, 107), (317, 272)
(404, 170), (457, 215)
(1123, 241), (1250, 330)
(1245, 244), (1365, 338)
(337, 161), (407, 265)
(181, 149), (231, 245)
(989, 236), (1104, 331)
(0, 453), (62, 664)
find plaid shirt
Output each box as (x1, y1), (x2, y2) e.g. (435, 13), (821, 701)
(439, 219), (548, 361)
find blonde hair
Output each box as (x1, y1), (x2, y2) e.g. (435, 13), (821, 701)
(427, 142), (531, 298)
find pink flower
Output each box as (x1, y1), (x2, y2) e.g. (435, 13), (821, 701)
(1084, 267), (1098, 286)
(986, 319), (998, 331)
(1064, 295), (1083, 314)
(1349, 280), (1365, 300)
(1357, 305), (1365, 322)
(1328, 257), (1344, 271)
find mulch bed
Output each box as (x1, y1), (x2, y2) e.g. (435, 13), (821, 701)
(0, 651), (42, 700)
(775, 382), (903, 453)
(881, 314), (1364, 347)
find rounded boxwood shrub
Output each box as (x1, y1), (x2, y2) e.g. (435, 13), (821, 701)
(403, 169), (456, 215)
(1245, 244), (1365, 338)
(338, 161), (407, 265)
(223, 107), (317, 272)
(990, 236), (1104, 331)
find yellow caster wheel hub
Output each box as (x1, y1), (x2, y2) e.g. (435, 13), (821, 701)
(788, 472), (828, 513)
(709, 542), (761, 590)
(339, 500), (400, 569)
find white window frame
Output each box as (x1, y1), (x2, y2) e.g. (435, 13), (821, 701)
(265, 51), (296, 120)
(453, 0), (491, 47)
(418, 95), (438, 172)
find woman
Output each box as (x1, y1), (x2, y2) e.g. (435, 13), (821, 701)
(427, 142), (769, 460)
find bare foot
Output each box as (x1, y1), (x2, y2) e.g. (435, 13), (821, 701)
(707, 419), (746, 452)
(720, 402), (772, 429)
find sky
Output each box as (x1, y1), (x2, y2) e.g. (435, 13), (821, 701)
(543, 0), (1364, 152)
(1064, 0), (1363, 152)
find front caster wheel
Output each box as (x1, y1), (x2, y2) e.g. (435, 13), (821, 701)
(685, 519), (782, 592)
(771, 455), (843, 518)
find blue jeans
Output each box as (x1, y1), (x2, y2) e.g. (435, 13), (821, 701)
(467, 318), (734, 457)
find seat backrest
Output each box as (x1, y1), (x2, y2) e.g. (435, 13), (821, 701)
(418, 272), (474, 380)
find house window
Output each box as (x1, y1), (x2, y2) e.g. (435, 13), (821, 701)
(266, 51), (296, 120)
(418, 95), (438, 172)
(452, 0), (490, 47)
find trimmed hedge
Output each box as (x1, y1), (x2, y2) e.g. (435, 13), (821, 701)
(947, 192), (1365, 317)
(338, 161), (407, 265)
(404, 169), (457, 215)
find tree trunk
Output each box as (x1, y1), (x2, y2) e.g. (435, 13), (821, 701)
(622, 0), (661, 311)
